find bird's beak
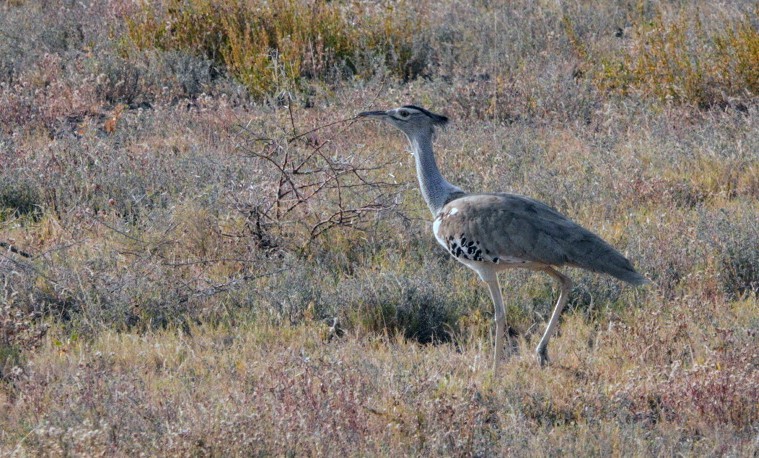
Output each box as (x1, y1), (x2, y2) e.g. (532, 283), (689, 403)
(357, 110), (388, 119)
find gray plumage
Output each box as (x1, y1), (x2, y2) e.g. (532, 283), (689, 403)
(436, 193), (647, 285)
(358, 105), (648, 369)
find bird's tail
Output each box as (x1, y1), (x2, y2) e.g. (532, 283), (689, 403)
(612, 268), (650, 286)
(569, 238), (649, 286)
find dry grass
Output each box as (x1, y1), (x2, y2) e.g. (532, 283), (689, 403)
(567, 3), (759, 108)
(1, 0), (757, 455)
(1, 311), (756, 456)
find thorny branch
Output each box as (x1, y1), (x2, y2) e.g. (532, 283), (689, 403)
(234, 102), (403, 250)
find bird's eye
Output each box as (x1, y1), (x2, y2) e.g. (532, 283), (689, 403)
(398, 109), (410, 118)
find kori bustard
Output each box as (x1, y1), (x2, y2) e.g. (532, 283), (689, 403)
(359, 105), (647, 369)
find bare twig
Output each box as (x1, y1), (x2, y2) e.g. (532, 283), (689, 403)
(287, 117), (359, 144)
(233, 103), (401, 249)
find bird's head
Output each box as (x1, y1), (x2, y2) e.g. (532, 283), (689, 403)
(358, 105), (448, 140)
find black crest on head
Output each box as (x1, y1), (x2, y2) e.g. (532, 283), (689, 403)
(403, 105), (449, 127)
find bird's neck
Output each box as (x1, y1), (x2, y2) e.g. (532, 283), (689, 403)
(408, 131), (464, 217)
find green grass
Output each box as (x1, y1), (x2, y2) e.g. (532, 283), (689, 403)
(1, 0), (757, 455)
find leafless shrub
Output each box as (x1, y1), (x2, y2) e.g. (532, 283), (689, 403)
(233, 102), (403, 251)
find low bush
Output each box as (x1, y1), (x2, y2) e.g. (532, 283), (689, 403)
(0, 177), (41, 221)
(573, 7), (759, 108)
(126, 0), (431, 97)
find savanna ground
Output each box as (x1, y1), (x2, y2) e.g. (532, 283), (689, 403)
(1, 0), (757, 455)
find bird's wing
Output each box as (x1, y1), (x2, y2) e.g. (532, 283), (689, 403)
(434, 193), (646, 284)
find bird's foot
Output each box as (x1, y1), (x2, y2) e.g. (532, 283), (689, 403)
(536, 346), (550, 367)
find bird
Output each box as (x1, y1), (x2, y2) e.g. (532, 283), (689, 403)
(358, 105), (648, 369)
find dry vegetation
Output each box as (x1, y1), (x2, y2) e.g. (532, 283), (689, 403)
(1, 0), (757, 455)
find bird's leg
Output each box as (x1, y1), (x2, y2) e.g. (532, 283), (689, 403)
(484, 276), (507, 371)
(536, 267), (573, 367)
